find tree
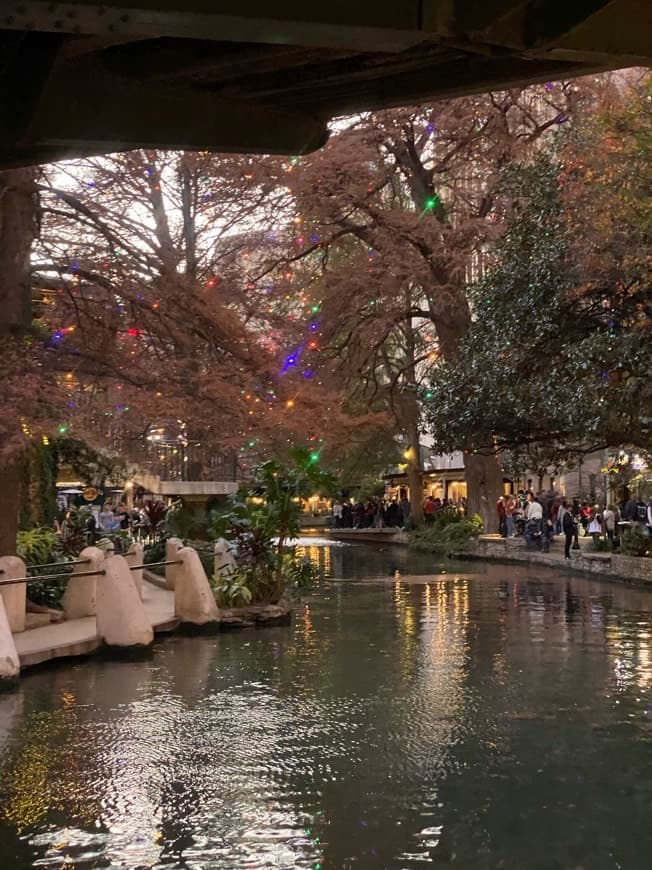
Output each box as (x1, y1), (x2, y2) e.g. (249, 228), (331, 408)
(423, 75), (651, 467)
(30, 150), (366, 479)
(253, 82), (587, 528)
(0, 167), (40, 551)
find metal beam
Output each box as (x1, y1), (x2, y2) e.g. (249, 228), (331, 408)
(0, 1), (426, 51)
(7, 65), (329, 165)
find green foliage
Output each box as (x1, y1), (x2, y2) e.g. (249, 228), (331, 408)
(423, 149), (651, 462)
(209, 448), (334, 603)
(212, 569), (253, 607)
(281, 551), (320, 590)
(619, 527), (651, 558)
(143, 538), (168, 575)
(409, 511), (483, 554)
(16, 527), (70, 608)
(167, 502), (210, 540)
(16, 527), (60, 565)
(18, 441), (58, 530)
(59, 507), (92, 556)
(590, 537), (613, 553)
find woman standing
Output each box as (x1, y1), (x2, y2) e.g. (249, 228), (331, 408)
(588, 505), (603, 543)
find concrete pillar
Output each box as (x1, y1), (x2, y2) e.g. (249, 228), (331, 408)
(0, 556), (27, 633)
(214, 537), (236, 580)
(175, 546), (220, 627)
(165, 537), (183, 590)
(124, 542), (144, 600)
(0, 595), (20, 680)
(97, 554), (153, 649)
(62, 547), (104, 619)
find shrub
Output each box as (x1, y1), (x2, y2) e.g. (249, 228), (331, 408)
(16, 527), (70, 608)
(590, 537), (613, 553)
(409, 514), (483, 554)
(620, 526), (651, 557)
(212, 569), (253, 607)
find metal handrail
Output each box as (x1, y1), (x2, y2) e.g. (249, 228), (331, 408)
(0, 568), (106, 587)
(27, 558), (91, 571)
(135, 560), (183, 570)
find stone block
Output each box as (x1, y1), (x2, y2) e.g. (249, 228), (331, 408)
(165, 537), (184, 590)
(63, 547), (104, 619)
(0, 595), (20, 680)
(175, 547), (220, 626)
(97, 554), (154, 648)
(124, 542), (144, 599)
(0, 556), (27, 633)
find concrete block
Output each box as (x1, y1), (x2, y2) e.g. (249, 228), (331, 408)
(124, 542), (145, 599)
(165, 537), (184, 590)
(0, 595), (20, 680)
(63, 547), (104, 619)
(97, 555), (154, 648)
(0, 556), (27, 633)
(175, 547), (220, 626)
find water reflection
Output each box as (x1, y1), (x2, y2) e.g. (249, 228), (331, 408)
(0, 544), (650, 868)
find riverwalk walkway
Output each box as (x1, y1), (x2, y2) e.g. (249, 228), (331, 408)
(14, 580), (177, 669)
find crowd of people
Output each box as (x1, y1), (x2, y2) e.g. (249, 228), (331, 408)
(56, 500), (169, 546)
(332, 494), (467, 529)
(496, 490), (652, 559)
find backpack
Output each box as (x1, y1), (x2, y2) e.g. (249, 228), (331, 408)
(637, 503), (648, 521)
(562, 511), (575, 531)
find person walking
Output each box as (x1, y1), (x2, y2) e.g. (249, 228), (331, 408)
(603, 505), (616, 542)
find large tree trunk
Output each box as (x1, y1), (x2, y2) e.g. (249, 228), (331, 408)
(464, 453), (503, 534)
(434, 304), (504, 535)
(0, 168), (38, 554)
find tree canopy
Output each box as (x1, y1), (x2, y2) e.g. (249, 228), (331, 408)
(423, 76), (651, 465)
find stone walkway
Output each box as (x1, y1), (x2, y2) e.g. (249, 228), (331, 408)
(14, 580), (177, 669)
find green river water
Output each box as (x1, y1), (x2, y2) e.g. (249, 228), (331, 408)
(0, 539), (650, 869)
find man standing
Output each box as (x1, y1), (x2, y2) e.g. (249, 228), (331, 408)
(562, 504), (576, 559)
(399, 493), (411, 527)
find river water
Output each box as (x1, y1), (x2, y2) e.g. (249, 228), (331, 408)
(0, 539), (650, 869)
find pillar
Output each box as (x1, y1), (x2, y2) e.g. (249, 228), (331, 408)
(175, 546), (220, 627)
(0, 556), (27, 633)
(124, 542), (144, 600)
(165, 537), (183, 590)
(62, 546), (104, 619)
(97, 554), (153, 648)
(0, 595), (20, 680)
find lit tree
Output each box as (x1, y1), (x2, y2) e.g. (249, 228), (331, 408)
(254, 82), (587, 527)
(423, 74), (651, 468)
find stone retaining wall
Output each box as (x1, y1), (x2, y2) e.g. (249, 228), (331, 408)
(468, 536), (651, 585)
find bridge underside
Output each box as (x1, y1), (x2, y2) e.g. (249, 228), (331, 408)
(0, 1), (649, 166)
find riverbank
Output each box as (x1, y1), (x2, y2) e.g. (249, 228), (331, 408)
(329, 528), (652, 586)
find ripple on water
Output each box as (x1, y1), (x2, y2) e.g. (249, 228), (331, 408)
(0, 548), (650, 868)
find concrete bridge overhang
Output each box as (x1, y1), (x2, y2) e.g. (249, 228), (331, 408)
(0, 1), (650, 166)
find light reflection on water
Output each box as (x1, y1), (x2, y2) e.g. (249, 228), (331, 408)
(0, 541), (650, 869)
